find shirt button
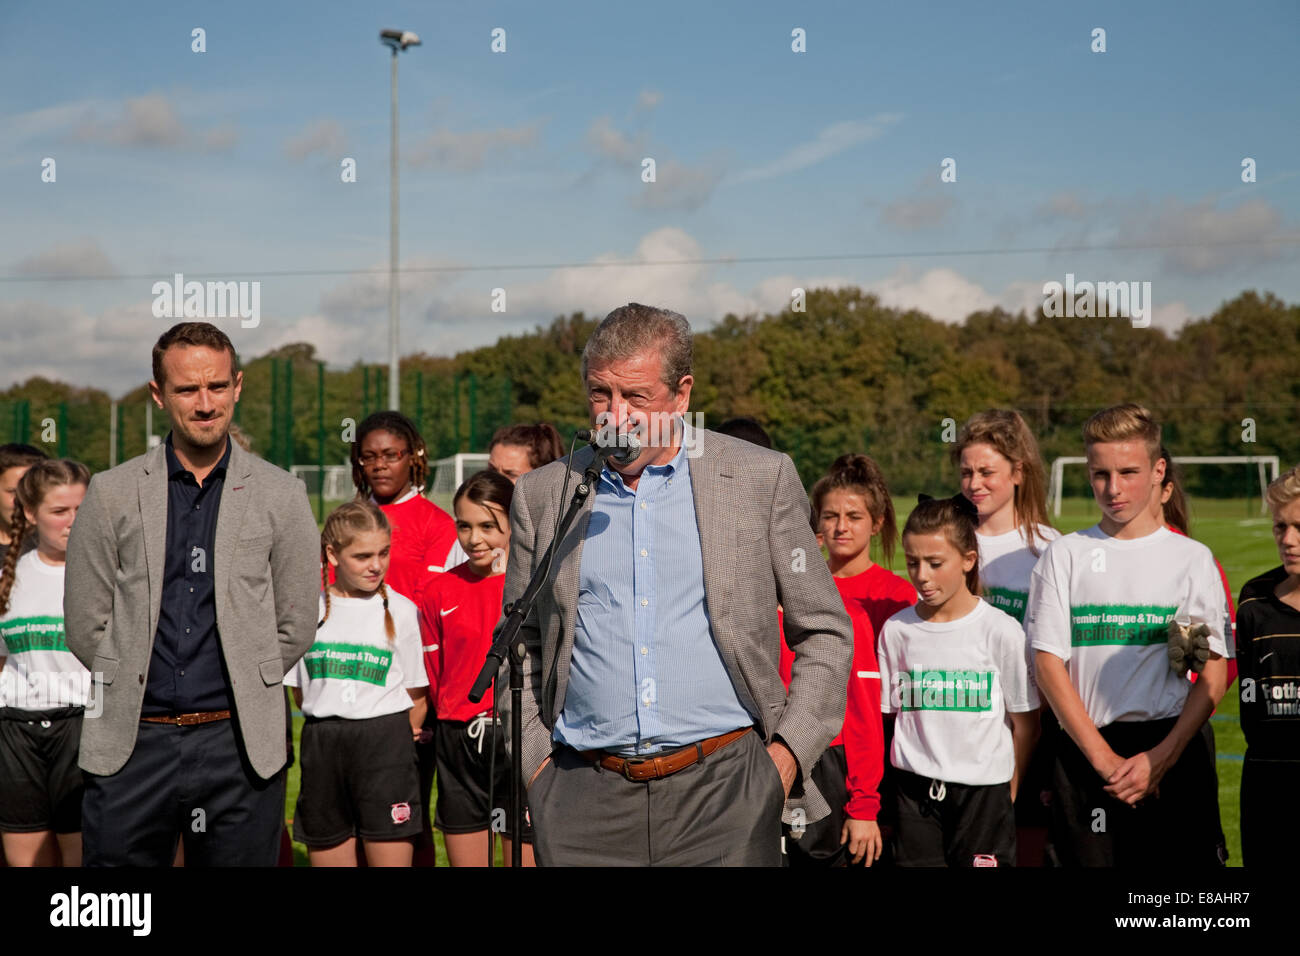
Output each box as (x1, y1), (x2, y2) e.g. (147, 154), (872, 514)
(189, 587), (194, 593)
(639, 501), (647, 510)
(641, 646), (648, 655)
(640, 548), (648, 557)
(185, 627), (191, 634)
(640, 598), (648, 607)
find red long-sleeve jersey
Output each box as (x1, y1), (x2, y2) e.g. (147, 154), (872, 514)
(779, 563), (917, 821)
(417, 562), (505, 721)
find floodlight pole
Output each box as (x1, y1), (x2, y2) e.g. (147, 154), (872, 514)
(381, 28), (421, 413)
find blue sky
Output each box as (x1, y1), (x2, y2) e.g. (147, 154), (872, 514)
(2, 0), (1297, 394)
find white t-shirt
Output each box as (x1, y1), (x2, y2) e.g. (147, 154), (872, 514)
(0, 551), (90, 710)
(1026, 525), (1232, 727)
(284, 589), (428, 720)
(879, 599), (1038, 786)
(977, 524), (1060, 624)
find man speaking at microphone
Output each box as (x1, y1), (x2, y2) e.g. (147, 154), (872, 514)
(505, 303), (852, 866)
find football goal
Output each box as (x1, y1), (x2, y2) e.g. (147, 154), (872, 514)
(1048, 455), (1280, 517)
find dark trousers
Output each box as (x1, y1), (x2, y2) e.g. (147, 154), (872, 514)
(82, 718), (285, 867)
(783, 743), (861, 867)
(1051, 717), (1222, 868)
(1241, 751), (1300, 868)
(528, 728), (783, 866)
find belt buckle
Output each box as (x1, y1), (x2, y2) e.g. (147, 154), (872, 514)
(621, 756), (650, 781)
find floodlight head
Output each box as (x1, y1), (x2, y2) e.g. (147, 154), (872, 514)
(380, 28), (421, 51)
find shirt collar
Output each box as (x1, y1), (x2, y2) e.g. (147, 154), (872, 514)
(165, 431), (232, 480)
(370, 485), (422, 506)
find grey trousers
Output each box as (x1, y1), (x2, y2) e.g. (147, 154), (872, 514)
(528, 728), (784, 866)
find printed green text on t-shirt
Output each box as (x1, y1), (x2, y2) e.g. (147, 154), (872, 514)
(895, 669), (994, 712)
(983, 587), (1028, 623)
(302, 642), (393, 686)
(1, 616), (69, 654)
(1070, 604), (1177, 647)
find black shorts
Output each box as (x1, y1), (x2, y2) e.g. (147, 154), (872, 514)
(782, 743), (874, 867)
(1241, 750), (1300, 868)
(0, 706), (84, 834)
(891, 767), (1016, 867)
(292, 711), (422, 847)
(1050, 716), (1222, 868)
(434, 716), (532, 841)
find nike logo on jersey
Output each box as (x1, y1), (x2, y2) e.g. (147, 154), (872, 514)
(441, 606), (459, 616)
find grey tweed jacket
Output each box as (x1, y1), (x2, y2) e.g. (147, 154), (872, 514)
(504, 428), (853, 823)
(64, 438), (321, 779)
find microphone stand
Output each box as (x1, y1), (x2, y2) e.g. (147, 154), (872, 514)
(468, 451), (604, 867)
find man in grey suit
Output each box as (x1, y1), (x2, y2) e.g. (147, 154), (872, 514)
(65, 322), (320, 866)
(508, 303), (853, 866)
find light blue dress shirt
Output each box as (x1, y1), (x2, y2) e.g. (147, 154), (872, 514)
(554, 432), (754, 755)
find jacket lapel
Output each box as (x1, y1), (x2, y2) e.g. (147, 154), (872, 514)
(213, 440), (252, 620)
(549, 445), (598, 713)
(138, 442), (170, 641)
(688, 431), (756, 714)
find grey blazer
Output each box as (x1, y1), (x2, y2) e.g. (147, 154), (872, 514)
(64, 438), (321, 779)
(504, 428), (853, 823)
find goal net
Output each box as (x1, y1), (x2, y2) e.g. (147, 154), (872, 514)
(428, 453), (490, 511)
(1049, 455), (1280, 517)
(291, 465), (355, 502)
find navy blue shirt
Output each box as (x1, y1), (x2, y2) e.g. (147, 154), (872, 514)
(141, 433), (234, 716)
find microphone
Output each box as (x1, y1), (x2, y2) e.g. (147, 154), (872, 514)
(576, 427), (642, 465)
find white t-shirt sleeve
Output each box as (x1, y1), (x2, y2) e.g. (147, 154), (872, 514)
(1026, 545), (1072, 663)
(878, 622), (896, 715)
(283, 658), (303, 688)
(997, 615), (1039, 713)
(396, 602), (429, 689)
(1186, 549), (1232, 659)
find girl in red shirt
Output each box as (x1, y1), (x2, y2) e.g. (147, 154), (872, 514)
(418, 471), (533, 866)
(780, 454), (915, 866)
(349, 411), (456, 867)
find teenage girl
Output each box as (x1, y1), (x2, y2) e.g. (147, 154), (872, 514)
(0, 459), (90, 866)
(486, 423), (564, 484)
(878, 494), (1039, 867)
(779, 453), (915, 866)
(351, 411), (457, 865)
(952, 409), (1058, 865)
(0, 445), (47, 570)
(285, 501), (429, 866)
(419, 470), (533, 866)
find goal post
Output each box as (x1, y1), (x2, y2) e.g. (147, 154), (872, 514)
(1049, 455), (1280, 517)
(428, 453), (490, 511)
(290, 465), (355, 501)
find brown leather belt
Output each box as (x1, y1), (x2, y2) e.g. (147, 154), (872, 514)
(140, 710), (232, 727)
(579, 727), (751, 781)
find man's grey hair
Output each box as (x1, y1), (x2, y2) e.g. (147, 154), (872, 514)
(580, 303), (693, 392)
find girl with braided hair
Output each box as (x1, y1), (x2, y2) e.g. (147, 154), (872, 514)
(0, 459), (90, 866)
(284, 500), (429, 866)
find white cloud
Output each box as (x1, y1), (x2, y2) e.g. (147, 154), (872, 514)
(283, 119), (347, 161)
(70, 92), (237, 153)
(14, 239), (116, 278)
(1125, 197), (1290, 275)
(408, 121), (543, 171)
(733, 115), (901, 184)
(637, 89), (663, 111)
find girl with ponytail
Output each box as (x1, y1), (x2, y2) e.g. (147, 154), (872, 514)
(779, 454), (915, 867)
(284, 500), (429, 866)
(875, 494), (1039, 867)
